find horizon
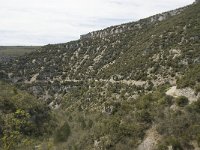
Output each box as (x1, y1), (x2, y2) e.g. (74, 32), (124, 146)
(0, 0), (194, 46)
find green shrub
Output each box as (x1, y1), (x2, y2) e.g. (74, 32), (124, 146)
(195, 84), (200, 94)
(197, 134), (200, 147)
(166, 137), (183, 150)
(176, 96), (189, 107)
(157, 143), (168, 150)
(157, 137), (183, 150)
(87, 119), (93, 128)
(158, 95), (173, 106)
(186, 99), (200, 113)
(136, 110), (152, 123)
(177, 65), (200, 89)
(54, 122), (71, 143)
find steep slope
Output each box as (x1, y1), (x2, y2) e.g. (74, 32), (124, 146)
(2, 3), (200, 86)
(2, 3), (199, 106)
(1, 2), (200, 150)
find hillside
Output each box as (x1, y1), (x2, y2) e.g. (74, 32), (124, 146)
(1, 1), (200, 150)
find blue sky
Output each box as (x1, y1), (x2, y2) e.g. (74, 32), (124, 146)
(0, 0), (194, 45)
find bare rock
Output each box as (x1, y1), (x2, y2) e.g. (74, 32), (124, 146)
(137, 126), (161, 150)
(195, 0), (200, 4)
(166, 86), (200, 103)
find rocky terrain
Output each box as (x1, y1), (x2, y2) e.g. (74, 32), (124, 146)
(0, 56), (15, 63)
(0, 1), (200, 150)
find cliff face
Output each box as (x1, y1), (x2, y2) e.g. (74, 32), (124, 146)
(80, 7), (186, 40)
(80, 25), (124, 39)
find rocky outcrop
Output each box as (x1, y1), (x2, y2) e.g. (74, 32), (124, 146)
(166, 86), (200, 103)
(80, 7), (186, 40)
(0, 56), (15, 63)
(80, 25), (126, 39)
(148, 8), (185, 23)
(137, 126), (161, 150)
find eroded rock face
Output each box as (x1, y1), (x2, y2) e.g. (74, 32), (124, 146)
(195, 0), (200, 3)
(166, 86), (200, 103)
(137, 127), (161, 150)
(80, 26), (125, 39)
(0, 56), (15, 63)
(80, 7), (186, 40)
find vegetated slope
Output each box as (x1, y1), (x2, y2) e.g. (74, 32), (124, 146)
(1, 2), (200, 150)
(0, 81), (56, 150)
(2, 3), (200, 88)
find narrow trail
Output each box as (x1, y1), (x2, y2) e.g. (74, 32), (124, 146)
(63, 78), (146, 86)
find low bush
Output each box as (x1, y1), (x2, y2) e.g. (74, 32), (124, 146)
(176, 96), (189, 107)
(54, 122), (71, 143)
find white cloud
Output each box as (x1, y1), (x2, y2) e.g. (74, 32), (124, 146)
(0, 0), (194, 45)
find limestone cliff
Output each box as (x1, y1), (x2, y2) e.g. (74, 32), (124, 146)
(80, 6), (186, 39)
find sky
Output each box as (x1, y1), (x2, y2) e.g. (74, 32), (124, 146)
(0, 0), (194, 46)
